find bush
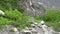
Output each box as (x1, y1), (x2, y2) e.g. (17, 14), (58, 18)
(0, 8), (31, 29)
(35, 8), (60, 31)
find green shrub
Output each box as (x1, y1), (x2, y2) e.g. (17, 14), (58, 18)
(35, 8), (60, 31)
(0, 8), (31, 29)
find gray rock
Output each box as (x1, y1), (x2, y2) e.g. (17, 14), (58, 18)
(0, 25), (20, 34)
(0, 22), (60, 34)
(17, 0), (46, 17)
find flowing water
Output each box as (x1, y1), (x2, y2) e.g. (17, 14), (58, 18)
(17, 0), (46, 17)
(26, 0), (46, 17)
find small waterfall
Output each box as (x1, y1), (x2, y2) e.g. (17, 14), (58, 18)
(26, 0), (46, 17)
(30, 0), (32, 6)
(17, 0), (46, 17)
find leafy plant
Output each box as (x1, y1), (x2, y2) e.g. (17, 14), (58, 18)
(35, 8), (60, 31)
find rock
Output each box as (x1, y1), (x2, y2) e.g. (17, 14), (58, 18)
(38, 20), (45, 27)
(17, 0), (46, 17)
(0, 10), (5, 15)
(0, 21), (60, 34)
(0, 25), (20, 34)
(40, 20), (45, 24)
(10, 27), (18, 32)
(21, 29), (31, 34)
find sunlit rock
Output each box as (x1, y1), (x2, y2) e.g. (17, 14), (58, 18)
(30, 24), (36, 28)
(38, 20), (45, 26)
(40, 20), (49, 34)
(9, 27), (18, 32)
(21, 29), (31, 34)
(13, 28), (18, 32)
(0, 10), (5, 15)
(40, 20), (45, 24)
(34, 22), (38, 25)
(25, 27), (28, 29)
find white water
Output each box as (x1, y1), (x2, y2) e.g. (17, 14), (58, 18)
(24, 0), (46, 17)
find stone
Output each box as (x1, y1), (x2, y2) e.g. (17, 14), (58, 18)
(13, 28), (18, 32)
(0, 10), (5, 15)
(0, 21), (60, 34)
(40, 20), (45, 24)
(38, 20), (45, 27)
(17, 0), (46, 17)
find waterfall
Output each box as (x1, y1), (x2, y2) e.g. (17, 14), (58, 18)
(17, 0), (46, 17)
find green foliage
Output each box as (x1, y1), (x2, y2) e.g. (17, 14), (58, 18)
(0, 8), (31, 29)
(0, 17), (13, 29)
(0, 0), (19, 10)
(5, 9), (22, 20)
(35, 8), (60, 31)
(0, 0), (30, 29)
(0, 0), (60, 31)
